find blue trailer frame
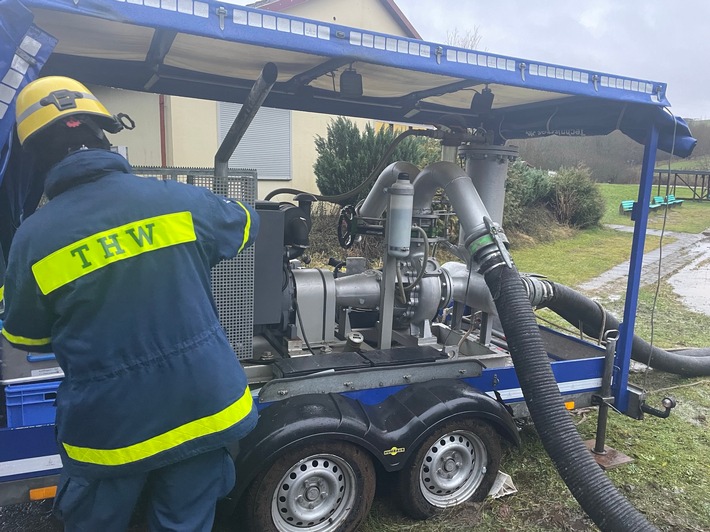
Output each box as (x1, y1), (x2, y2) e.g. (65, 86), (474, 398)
(0, 0), (696, 507)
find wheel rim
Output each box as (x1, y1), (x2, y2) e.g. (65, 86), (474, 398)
(418, 429), (488, 508)
(271, 453), (357, 532)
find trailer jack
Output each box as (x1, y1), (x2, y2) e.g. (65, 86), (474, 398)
(583, 331), (633, 470)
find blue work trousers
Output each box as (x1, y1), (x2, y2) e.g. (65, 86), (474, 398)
(53, 447), (236, 532)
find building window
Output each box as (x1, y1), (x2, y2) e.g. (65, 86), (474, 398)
(218, 103), (291, 180)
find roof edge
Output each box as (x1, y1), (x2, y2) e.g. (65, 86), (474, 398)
(380, 0), (421, 39)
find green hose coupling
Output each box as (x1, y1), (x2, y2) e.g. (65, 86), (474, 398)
(467, 234), (494, 256)
(466, 217), (513, 269)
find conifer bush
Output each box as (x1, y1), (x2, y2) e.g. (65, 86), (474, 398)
(314, 117), (432, 205)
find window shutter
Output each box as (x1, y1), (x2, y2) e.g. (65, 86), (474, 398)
(218, 103), (291, 180)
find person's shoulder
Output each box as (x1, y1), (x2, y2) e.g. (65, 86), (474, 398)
(6, 213), (46, 259)
(158, 178), (217, 201)
(13, 203), (54, 236)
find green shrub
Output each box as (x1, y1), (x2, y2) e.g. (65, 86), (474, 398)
(546, 164), (605, 228)
(503, 161), (551, 229)
(314, 117), (430, 206)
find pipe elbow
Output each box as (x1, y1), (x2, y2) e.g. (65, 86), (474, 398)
(413, 161), (492, 251)
(357, 161), (420, 219)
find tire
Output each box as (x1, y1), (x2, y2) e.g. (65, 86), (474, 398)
(243, 441), (376, 532)
(395, 418), (502, 520)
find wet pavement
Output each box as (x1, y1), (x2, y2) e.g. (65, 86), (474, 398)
(578, 224), (710, 316)
(668, 239), (710, 315)
(0, 500), (62, 532)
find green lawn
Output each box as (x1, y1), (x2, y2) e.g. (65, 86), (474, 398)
(510, 226), (668, 288)
(507, 184), (709, 289)
(600, 183), (710, 234)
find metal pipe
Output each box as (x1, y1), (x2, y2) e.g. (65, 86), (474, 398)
(440, 262), (497, 315)
(159, 94), (168, 167)
(614, 124), (659, 414)
(593, 330), (618, 455)
(333, 270), (382, 308)
(357, 161), (420, 219)
(412, 161), (490, 246)
(460, 144), (518, 225)
(214, 62), (278, 178)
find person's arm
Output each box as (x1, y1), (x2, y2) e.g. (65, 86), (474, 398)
(202, 192), (260, 265)
(1, 239), (54, 353)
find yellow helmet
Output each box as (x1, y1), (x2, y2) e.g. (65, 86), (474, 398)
(15, 76), (122, 146)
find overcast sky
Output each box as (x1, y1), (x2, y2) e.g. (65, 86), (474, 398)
(396, 0), (709, 120)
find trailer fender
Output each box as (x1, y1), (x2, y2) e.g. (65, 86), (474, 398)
(229, 379), (518, 503)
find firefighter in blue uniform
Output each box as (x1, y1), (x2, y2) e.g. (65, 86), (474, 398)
(2, 77), (260, 531)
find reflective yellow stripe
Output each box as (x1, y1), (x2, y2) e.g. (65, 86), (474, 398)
(235, 201), (251, 253)
(63, 386), (254, 466)
(32, 211), (197, 295)
(0, 284), (3, 300)
(1, 328), (51, 347)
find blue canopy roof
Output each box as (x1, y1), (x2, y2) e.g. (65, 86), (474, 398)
(0, 0), (698, 384)
(0, 0), (696, 160)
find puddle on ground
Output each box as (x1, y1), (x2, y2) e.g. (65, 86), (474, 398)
(668, 240), (710, 316)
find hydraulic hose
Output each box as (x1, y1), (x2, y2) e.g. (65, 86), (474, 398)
(541, 283), (710, 377)
(483, 257), (657, 532)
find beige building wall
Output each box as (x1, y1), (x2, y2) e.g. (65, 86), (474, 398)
(90, 86), (162, 166)
(164, 96), (218, 168)
(90, 89), (220, 169)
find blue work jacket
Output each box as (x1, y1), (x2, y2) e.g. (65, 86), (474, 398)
(2, 149), (259, 478)
(0, 242), (4, 318)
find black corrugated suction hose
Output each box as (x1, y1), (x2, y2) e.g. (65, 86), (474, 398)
(543, 283), (710, 377)
(484, 260), (657, 532)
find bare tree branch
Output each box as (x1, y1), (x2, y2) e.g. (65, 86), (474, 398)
(446, 27), (484, 50)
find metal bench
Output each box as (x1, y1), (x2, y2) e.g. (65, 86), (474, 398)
(619, 200), (634, 215)
(619, 200), (661, 216)
(654, 194), (684, 208)
(667, 194), (684, 206)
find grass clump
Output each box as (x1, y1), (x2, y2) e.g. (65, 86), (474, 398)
(597, 281), (710, 349)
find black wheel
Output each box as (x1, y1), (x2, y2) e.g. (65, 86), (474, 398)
(395, 418), (502, 520)
(243, 441), (376, 532)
